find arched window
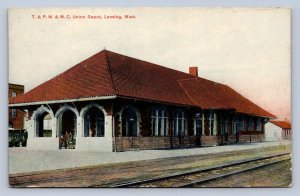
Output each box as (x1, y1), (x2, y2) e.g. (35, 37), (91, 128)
(36, 112), (52, 137)
(248, 118), (254, 131)
(194, 112), (202, 136)
(58, 110), (77, 138)
(173, 110), (186, 136)
(83, 107), (104, 137)
(122, 107), (139, 137)
(151, 107), (168, 136)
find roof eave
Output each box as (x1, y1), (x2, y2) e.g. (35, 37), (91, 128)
(9, 95), (117, 107)
(236, 111), (275, 119)
(116, 95), (197, 108)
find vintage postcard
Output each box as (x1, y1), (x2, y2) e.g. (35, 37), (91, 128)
(8, 7), (291, 188)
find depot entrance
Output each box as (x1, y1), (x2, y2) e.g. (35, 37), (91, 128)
(58, 110), (77, 149)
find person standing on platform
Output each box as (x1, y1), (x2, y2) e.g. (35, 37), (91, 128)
(23, 130), (28, 147)
(64, 131), (69, 149)
(68, 132), (73, 149)
(59, 135), (64, 149)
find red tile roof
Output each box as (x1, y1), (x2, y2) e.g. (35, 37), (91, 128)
(9, 51), (116, 104)
(270, 120), (291, 129)
(9, 50), (274, 118)
(178, 78), (275, 117)
(106, 50), (194, 106)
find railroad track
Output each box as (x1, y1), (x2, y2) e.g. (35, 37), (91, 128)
(9, 149), (291, 187)
(106, 153), (291, 188)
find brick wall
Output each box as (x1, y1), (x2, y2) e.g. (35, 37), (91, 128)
(201, 135), (218, 146)
(239, 134), (264, 142)
(9, 84), (25, 129)
(113, 136), (203, 151)
(227, 135), (237, 143)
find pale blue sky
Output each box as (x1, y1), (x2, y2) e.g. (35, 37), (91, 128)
(9, 8), (291, 120)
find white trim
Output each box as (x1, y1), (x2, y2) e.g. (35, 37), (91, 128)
(55, 104), (79, 118)
(173, 110), (185, 136)
(55, 104), (78, 139)
(151, 107), (168, 136)
(32, 105), (55, 120)
(9, 95), (117, 107)
(32, 105), (55, 138)
(155, 109), (159, 136)
(80, 103), (107, 117)
(208, 111), (214, 136)
(80, 103), (107, 137)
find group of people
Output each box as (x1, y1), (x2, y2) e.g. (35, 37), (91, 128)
(59, 131), (74, 149)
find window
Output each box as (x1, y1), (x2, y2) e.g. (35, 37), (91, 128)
(84, 107), (104, 137)
(36, 112), (52, 137)
(248, 118), (254, 131)
(151, 107), (168, 136)
(233, 117), (244, 134)
(42, 114), (52, 137)
(11, 92), (18, 118)
(12, 109), (17, 118)
(12, 91), (17, 97)
(239, 117), (245, 131)
(194, 112), (202, 136)
(232, 117), (238, 134)
(256, 118), (261, 131)
(173, 110), (186, 136)
(122, 107), (139, 137)
(209, 112), (214, 135)
(220, 117), (228, 135)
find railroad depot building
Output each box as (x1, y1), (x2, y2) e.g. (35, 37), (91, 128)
(9, 50), (275, 152)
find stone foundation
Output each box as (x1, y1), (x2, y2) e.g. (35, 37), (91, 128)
(201, 136), (218, 146)
(113, 134), (266, 151)
(114, 136), (203, 151)
(239, 134), (265, 143)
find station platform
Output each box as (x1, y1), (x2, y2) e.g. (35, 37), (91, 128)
(9, 140), (291, 174)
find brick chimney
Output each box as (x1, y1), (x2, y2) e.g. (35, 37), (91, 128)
(189, 67), (198, 77)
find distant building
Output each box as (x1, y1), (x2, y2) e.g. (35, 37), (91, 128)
(8, 83), (24, 129)
(265, 120), (291, 141)
(9, 50), (275, 152)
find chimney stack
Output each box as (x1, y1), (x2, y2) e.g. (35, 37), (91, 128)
(189, 67), (198, 77)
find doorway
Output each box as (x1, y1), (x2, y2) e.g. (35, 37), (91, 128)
(58, 110), (77, 149)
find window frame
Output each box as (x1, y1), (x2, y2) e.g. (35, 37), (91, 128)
(151, 107), (168, 136)
(194, 112), (202, 136)
(11, 109), (17, 118)
(83, 107), (105, 137)
(208, 111), (215, 136)
(12, 91), (17, 97)
(173, 109), (186, 136)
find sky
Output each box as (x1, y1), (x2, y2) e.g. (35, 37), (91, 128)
(8, 7), (291, 121)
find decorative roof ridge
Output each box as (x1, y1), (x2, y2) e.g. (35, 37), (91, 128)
(103, 49), (117, 95)
(177, 77), (225, 86)
(177, 80), (199, 107)
(177, 77), (232, 110)
(105, 50), (194, 79)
